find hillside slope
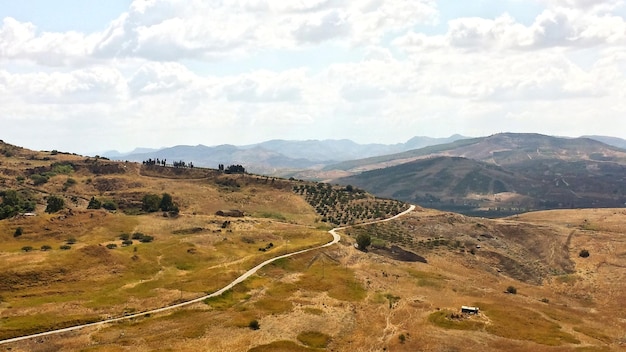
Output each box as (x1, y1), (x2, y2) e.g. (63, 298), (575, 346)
(326, 133), (626, 173)
(332, 134), (626, 216)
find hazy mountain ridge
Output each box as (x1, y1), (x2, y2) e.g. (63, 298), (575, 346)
(102, 135), (470, 173)
(326, 133), (626, 172)
(333, 133), (626, 216)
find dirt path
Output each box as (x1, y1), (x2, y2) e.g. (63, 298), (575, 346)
(0, 205), (415, 345)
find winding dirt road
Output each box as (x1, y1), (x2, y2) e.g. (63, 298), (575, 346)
(0, 204), (415, 345)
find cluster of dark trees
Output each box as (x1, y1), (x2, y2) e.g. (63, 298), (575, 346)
(87, 196), (118, 211)
(142, 193), (178, 213)
(142, 158), (194, 168)
(143, 158), (166, 166)
(172, 160), (193, 168)
(0, 190), (36, 219)
(218, 164), (246, 174)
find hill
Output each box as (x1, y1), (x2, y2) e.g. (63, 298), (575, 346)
(326, 133), (626, 172)
(584, 135), (626, 149)
(2, 140), (626, 351)
(332, 133), (626, 216)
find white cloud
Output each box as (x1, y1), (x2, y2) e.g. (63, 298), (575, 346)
(0, 17), (96, 66)
(221, 70), (305, 103)
(2, 0), (626, 152)
(128, 62), (197, 95)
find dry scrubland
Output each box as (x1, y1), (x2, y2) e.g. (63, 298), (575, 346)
(1, 143), (625, 351)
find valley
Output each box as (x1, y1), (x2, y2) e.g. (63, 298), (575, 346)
(1, 140), (625, 351)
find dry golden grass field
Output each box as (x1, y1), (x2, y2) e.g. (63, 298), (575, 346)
(1, 142), (625, 351)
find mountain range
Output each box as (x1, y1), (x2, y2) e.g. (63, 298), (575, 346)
(333, 133), (626, 216)
(102, 134), (626, 176)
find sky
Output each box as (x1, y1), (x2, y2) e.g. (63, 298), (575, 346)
(1, 0), (626, 154)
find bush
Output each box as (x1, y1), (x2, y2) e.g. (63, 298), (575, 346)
(119, 233), (130, 240)
(131, 232), (144, 240)
(102, 200), (117, 211)
(579, 249), (590, 258)
(356, 233), (371, 250)
(248, 320), (260, 330)
(160, 193), (175, 211)
(41, 245), (52, 251)
(1, 190), (36, 219)
(87, 197), (102, 209)
(14, 227), (23, 238)
(60, 245), (71, 250)
(142, 194), (161, 212)
(139, 235), (154, 243)
(30, 174), (49, 186)
(106, 243), (118, 249)
(121, 239), (133, 246)
(506, 286), (517, 294)
(45, 195), (65, 213)
(21, 246), (34, 252)
(66, 238), (77, 244)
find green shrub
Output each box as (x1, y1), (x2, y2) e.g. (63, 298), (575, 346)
(21, 246), (33, 252)
(45, 195), (64, 213)
(106, 243), (118, 249)
(399, 334), (406, 344)
(87, 197), (102, 209)
(506, 286), (517, 294)
(139, 235), (154, 243)
(41, 245), (52, 251)
(579, 249), (590, 258)
(51, 162), (74, 174)
(30, 174), (49, 186)
(60, 245), (71, 250)
(102, 200), (117, 211)
(142, 194), (161, 212)
(14, 227), (23, 238)
(356, 233), (371, 250)
(248, 320), (260, 330)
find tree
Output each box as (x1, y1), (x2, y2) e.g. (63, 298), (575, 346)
(248, 320), (260, 330)
(356, 233), (371, 250)
(87, 197), (102, 209)
(14, 227), (23, 238)
(160, 193), (174, 211)
(22, 246), (34, 252)
(579, 249), (590, 258)
(139, 235), (154, 243)
(142, 194), (161, 212)
(1, 190), (35, 220)
(41, 245), (52, 251)
(45, 195), (64, 213)
(506, 286), (517, 294)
